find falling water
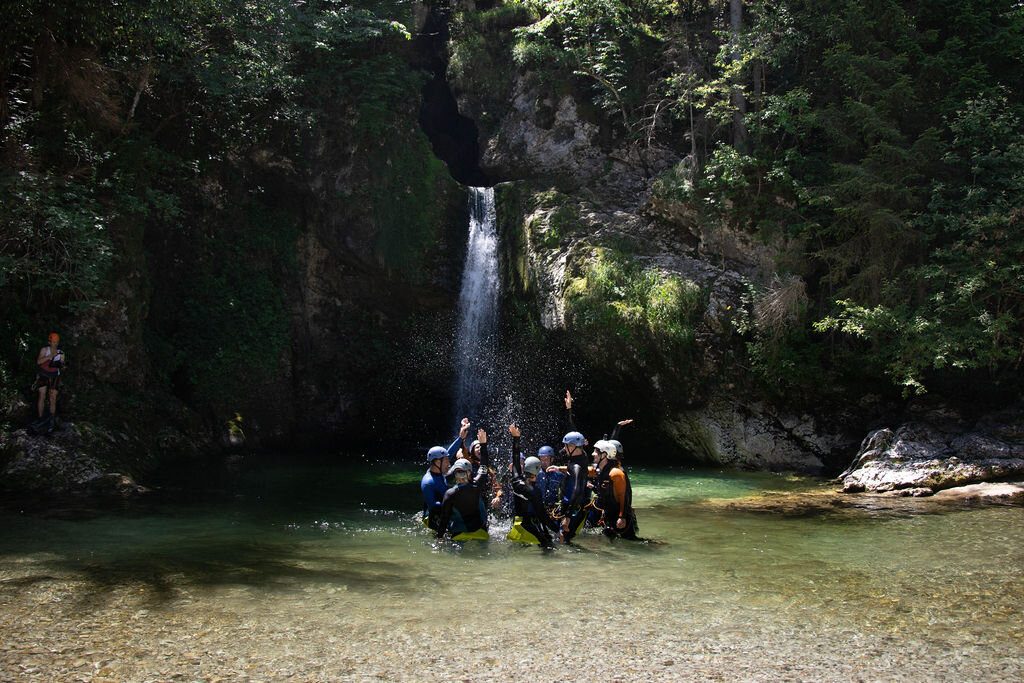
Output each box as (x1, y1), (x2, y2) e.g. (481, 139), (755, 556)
(453, 187), (500, 424)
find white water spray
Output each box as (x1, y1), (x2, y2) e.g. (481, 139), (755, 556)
(454, 187), (500, 423)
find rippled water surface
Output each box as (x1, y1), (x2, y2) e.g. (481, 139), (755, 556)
(1, 459), (1021, 681)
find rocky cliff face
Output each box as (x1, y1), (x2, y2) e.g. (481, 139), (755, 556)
(447, 58), (858, 472)
(452, 36), (1022, 492)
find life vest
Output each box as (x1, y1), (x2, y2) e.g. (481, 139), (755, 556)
(39, 347), (62, 375)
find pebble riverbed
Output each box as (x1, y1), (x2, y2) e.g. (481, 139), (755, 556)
(2, 467), (1022, 682)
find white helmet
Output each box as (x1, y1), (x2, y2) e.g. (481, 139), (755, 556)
(446, 458), (473, 476)
(593, 440), (617, 459)
(523, 456), (542, 476)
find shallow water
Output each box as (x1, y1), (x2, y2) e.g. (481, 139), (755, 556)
(1, 460), (1021, 681)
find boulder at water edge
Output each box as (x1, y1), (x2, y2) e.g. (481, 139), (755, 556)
(838, 413), (1024, 495)
(0, 425), (148, 499)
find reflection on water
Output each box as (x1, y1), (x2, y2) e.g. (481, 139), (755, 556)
(0, 460), (1021, 681)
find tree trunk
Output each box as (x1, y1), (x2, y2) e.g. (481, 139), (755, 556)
(730, 0), (747, 152)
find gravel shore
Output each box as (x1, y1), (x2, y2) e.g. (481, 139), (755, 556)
(2, 566), (1019, 682)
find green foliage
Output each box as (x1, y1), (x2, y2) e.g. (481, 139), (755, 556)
(732, 280), (831, 395)
(173, 256), (290, 386)
(449, 5), (535, 112)
(526, 191), (582, 249)
(679, 0), (1024, 396)
(815, 95), (1024, 395)
(368, 131), (452, 277)
(566, 248), (705, 361)
(148, 202), (296, 409)
(511, 0), (686, 136)
(0, 170), (112, 311)
(1, 0), (439, 426)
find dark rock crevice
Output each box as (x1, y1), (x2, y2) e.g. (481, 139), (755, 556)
(411, 4), (491, 187)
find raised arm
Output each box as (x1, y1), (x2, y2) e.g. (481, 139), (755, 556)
(610, 419), (633, 441)
(472, 429), (490, 487)
(448, 417), (471, 457)
(509, 424), (522, 477)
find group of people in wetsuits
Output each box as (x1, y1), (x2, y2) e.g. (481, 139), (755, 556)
(420, 391), (639, 548)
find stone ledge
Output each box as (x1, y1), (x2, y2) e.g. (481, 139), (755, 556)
(931, 481), (1024, 503)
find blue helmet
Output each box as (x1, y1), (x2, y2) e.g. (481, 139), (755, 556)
(538, 445), (555, 458)
(427, 446), (448, 462)
(562, 431), (585, 447)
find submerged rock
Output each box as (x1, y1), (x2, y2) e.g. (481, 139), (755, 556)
(838, 412), (1024, 494)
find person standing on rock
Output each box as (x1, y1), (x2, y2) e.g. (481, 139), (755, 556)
(35, 332), (65, 422)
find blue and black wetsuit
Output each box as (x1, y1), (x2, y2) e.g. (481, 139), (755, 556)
(420, 435), (463, 531)
(437, 443), (491, 540)
(534, 468), (564, 513)
(507, 435), (560, 548)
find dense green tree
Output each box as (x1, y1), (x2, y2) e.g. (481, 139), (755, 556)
(0, 0), (434, 422)
(675, 0), (1024, 397)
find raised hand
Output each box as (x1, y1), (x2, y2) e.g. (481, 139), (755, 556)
(509, 424), (521, 438)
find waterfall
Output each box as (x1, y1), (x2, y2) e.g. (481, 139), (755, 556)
(453, 187), (500, 424)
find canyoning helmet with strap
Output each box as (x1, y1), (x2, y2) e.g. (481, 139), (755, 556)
(593, 440), (617, 460)
(523, 456), (542, 476)
(562, 431), (585, 447)
(537, 445), (555, 458)
(446, 458), (473, 477)
(608, 439), (623, 458)
(427, 446), (448, 463)
(468, 440), (481, 458)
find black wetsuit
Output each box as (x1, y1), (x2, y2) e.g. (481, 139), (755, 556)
(510, 435), (560, 548)
(437, 443), (491, 538)
(595, 460), (638, 540)
(562, 405), (592, 542)
(562, 453), (591, 541)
